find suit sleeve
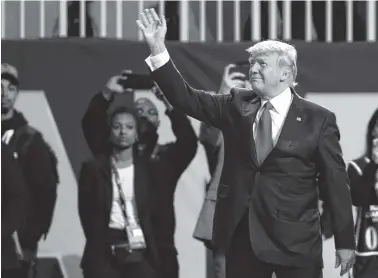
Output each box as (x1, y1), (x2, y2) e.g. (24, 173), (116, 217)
(148, 56), (233, 129)
(164, 109), (198, 180)
(78, 162), (97, 240)
(81, 92), (113, 156)
(1, 144), (26, 237)
(316, 112), (355, 250)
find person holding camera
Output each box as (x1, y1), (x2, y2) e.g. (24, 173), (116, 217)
(81, 71), (198, 278)
(78, 105), (157, 278)
(347, 109), (378, 278)
(193, 63), (251, 278)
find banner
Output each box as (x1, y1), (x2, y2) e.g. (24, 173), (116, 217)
(2, 39), (378, 278)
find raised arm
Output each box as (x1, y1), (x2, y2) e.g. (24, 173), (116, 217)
(82, 91), (112, 156)
(82, 74), (129, 155)
(153, 85), (198, 177)
(137, 9), (233, 128)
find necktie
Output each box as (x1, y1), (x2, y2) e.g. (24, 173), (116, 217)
(255, 101), (273, 165)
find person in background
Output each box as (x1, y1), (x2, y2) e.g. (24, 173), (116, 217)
(53, 1), (97, 37)
(78, 106), (157, 278)
(81, 72), (198, 278)
(347, 109), (378, 278)
(1, 142), (27, 278)
(193, 64), (251, 278)
(1, 63), (59, 278)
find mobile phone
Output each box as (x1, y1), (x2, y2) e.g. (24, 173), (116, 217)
(229, 61), (250, 80)
(118, 73), (155, 90)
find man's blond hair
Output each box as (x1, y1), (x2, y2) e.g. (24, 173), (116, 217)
(246, 40), (298, 87)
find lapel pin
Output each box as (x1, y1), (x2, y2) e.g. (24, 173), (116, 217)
(296, 117), (302, 122)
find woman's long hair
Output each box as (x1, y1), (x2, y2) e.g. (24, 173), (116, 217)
(366, 108), (378, 160)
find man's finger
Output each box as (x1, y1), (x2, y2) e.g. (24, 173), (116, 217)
(145, 9), (154, 25)
(224, 64), (236, 76)
(161, 15), (167, 29)
(340, 261), (349, 276)
(150, 8), (160, 23)
(228, 72), (246, 80)
(335, 255), (340, 268)
(140, 12), (149, 27)
(229, 80), (246, 88)
(136, 20), (145, 31)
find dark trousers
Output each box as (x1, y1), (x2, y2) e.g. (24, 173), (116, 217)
(226, 212), (322, 278)
(83, 228), (155, 278)
(156, 247), (179, 278)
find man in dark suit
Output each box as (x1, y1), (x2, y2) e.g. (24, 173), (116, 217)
(136, 9), (356, 278)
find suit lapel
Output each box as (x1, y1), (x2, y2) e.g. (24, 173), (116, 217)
(262, 89), (305, 164)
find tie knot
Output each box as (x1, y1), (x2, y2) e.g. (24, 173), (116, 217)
(264, 101), (273, 111)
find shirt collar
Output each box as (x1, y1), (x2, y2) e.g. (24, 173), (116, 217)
(261, 87), (292, 114)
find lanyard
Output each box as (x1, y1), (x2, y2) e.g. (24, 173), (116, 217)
(110, 158), (135, 227)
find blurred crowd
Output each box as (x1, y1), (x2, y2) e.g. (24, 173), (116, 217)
(62, 0), (372, 42)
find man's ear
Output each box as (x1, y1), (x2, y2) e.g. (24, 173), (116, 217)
(280, 67), (291, 82)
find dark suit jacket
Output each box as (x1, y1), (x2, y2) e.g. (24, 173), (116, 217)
(150, 60), (355, 267)
(1, 142), (26, 269)
(78, 151), (158, 271)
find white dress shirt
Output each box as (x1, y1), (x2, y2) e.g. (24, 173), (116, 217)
(145, 50), (293, 145)
(145, 49), (170, 71)
(109, 164), (136, 229)
(254, 88), (293, 145)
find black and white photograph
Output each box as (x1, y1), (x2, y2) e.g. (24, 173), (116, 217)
(1, 1), (378, 278)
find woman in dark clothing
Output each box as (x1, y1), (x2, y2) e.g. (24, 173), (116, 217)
(78, 106), (157, 278)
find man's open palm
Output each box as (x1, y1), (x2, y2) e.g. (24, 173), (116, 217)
(136, 8), (167, 49)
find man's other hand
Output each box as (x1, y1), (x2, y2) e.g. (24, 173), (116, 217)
(335, 249), (356, 276)
(102, 72), (132, 100)
(218, 64), (248, 95)
(137, 8), (167, 56)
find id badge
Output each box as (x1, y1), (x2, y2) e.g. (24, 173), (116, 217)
(126, 223), (147, 250)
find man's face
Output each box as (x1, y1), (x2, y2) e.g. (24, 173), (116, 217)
(248, 52), (282, 98)
(109, 112), (138, 149)
(135, 98), (160, 129)
(1, 78), (19, 112)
